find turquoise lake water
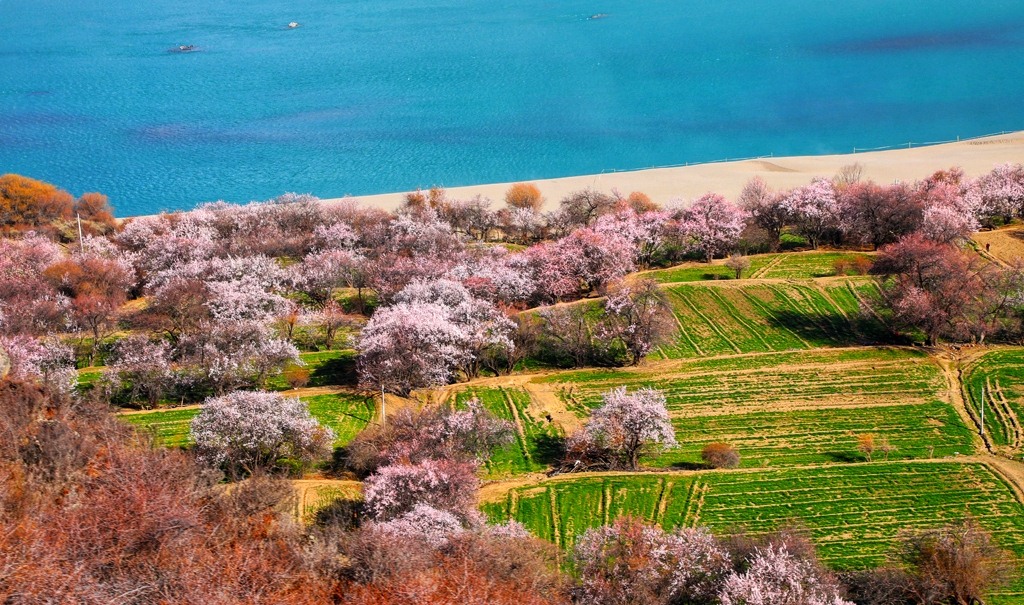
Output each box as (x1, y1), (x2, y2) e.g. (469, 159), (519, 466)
(2, 0), (1024, 215)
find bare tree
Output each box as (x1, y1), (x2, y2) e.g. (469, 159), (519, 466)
(897, 518), (1014, 605)
(835, 162), (865, 186)
(539, 304), (594, 368)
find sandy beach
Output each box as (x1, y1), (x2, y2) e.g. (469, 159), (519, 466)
(327, 131), (1024, 211)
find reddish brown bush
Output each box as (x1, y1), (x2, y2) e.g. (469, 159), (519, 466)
(624, 191), (657, 213)
(284, 365), (311, 389)
(701, 442), (740, 469)
(835, 256), (873, 276)
(336, 530), (566, 605)
(505, 182), (544, 212)
(0, 174), (74, 233)
(74, 192), (117, 233)
(897, 518), (1014, 605)
(0, 378), (331, 604)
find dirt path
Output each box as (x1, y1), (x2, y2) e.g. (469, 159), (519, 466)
(932, 351), (988, 452)
(972, 226), (1024, 267)
(980, 455), (1024, 505)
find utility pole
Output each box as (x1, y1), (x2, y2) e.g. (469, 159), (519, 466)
(980, 384), (985, 437)
(380, 383), (386, 424)
(76, 213), (84, 254)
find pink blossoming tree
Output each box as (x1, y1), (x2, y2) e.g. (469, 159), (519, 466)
(675, 193), (748, 262)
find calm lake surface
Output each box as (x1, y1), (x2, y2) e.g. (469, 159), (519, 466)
(2, 0), (1024, 215)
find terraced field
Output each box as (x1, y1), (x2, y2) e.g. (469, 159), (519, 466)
(964, 348), (1024, 457)
(643, 251), (873, 284)
(541, 348), (977, 467)
(121, 390), (375, 448)
(654, 278), (890, 359)
(454, 386), (563, 477)
(481, 462), (1024, 604)
(120, 407), (198, 448)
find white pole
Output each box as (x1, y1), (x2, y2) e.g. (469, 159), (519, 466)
(380, 383), (386, 424)
(980, 385), (985, 437)
(76, 213), (84, 254)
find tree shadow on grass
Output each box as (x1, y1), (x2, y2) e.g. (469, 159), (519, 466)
(764, 309), (897, 348)
(532, 434), (566, 467)
(667, 460), (708, 471)
(311, 497), (364, 529)
(823, 451), (863, 463)
(310, 356), (358, 386)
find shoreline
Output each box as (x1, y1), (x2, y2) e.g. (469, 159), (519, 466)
(319, 131), (1024, 212)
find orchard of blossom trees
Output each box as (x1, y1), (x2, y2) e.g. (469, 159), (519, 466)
(3, 162), (1024, 603)
(3, 162), (1023, 405)
(0, 163), (1023, 408)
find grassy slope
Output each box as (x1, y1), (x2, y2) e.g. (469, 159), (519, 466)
(642, 251), (874, 283)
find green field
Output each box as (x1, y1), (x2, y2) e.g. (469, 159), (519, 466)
(266, 349), (357, 389)
(482, 462), (1024, 604)
(541, 348), (976, 467)
(120, 407), (198, 448)
(454, 386), (563, 477)
(964, 348), (1024, 457)
(654, 278), (890, 359)
(121, 391), (375, 448)
(643, 251), (873, 284)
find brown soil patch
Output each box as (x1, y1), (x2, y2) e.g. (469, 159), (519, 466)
(972, 226), (1024, 267)
(478, 473), (550, 503)
(523, 380), (583, 434)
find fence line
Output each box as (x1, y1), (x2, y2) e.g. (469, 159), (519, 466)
(597, 130), (1016, 176)
(851, 130), (1013, 153)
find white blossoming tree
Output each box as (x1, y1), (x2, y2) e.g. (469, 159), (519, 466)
(190, 390), (334, 477)
(574, 386), (677, 470)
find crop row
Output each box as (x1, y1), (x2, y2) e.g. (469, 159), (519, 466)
(454, 386), (563, 477)
(644, 251), (874, 284)
(559, 349), (944, 414)
(963, 348), (1024, 455)
(481, 462), (1024, 598)
(542, 348), (973, 467)
(655, 279), (889, 360)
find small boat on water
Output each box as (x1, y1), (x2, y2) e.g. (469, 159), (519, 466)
(288, 21), (300, 28)
(169, 44), (198, 53)
(588, 13), (608, 20)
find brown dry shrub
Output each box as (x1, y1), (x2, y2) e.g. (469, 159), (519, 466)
(701, 442), (740, 469)
(335, 530), (566, 605)
(624, 191), (658, 213)
(0, 378), (331, 604)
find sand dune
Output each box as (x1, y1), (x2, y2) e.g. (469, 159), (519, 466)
(326, 131), (1024, 211)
